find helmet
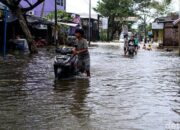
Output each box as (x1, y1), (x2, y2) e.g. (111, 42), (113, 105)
(75, 29), (84, 36)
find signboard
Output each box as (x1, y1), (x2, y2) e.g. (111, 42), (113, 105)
(115, 17), (138, 22)
(152, 22), (164, 29)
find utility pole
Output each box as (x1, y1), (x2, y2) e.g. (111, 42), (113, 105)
(55, 0), (58, 47)
(179, 0), (180, 56)
(98, 14), (100, 41)
(178, 22), (180, 56)
(3, 7), (8, 60)
(88, 0), (91, 46)
(179, 0), (180, 18)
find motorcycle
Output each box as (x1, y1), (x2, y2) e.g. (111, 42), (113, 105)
(128, 43), (136, 56)
(54, 47), (79, 79)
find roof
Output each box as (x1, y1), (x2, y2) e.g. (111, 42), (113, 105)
(81, 17), (98, 21)
(0, 2), (9, 10)
(26, 15), (54, 25)
(0, 2), (5, 9)
(173, 18), (180, 25)
(79, 13), (98, 19)
(58, 22), (78, 27)
(158, 20), (175, 23)
(154, 17), (166, 22)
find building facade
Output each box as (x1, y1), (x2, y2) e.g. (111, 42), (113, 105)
(152, 14), (179, 46)
(21, 0), (66, 16)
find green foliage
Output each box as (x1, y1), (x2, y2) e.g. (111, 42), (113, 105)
(94, 0), (172, 40)
(134, 0), (172, 37)
(94, 0), (135, 40)
(94, 0), (134, 18)
(150, 0), (172, 17)
(99, 30), (108, 41)
(134, 0), (172, 20)
(46, 10), (71, 21)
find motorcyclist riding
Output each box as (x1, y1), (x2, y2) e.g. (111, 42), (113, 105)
(128, 35), (135, 46)
(127, 35), (136, 56)
(134, 35), (139, 54)
(124, 34), (129, 55)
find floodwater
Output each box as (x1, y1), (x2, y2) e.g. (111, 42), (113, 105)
(0, 43), (180, 130)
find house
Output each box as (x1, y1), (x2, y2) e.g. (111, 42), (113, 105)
(173, 18), (180, 54)
(152, 14), (179, 46)
(152, 17), (165, 44)
(0, 7), (54, 52)
(21, 0), (66, 16)
(81, 18), (99, 41)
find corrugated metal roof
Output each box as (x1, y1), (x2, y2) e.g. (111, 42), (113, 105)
(173, 18), (180, 25)
(0, 2), (6, 9)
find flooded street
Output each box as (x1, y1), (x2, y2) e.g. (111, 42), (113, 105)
(0, 43), (180, 130)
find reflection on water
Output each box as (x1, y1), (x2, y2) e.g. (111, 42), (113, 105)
(0, 45), (179, 130)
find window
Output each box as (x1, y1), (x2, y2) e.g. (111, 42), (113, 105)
(57, 0), (64, 6)
(61, 0), (64, 6)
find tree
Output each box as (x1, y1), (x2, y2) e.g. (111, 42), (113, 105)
(150, 0), (172, 18)
(46, 10), (71, 21)
(94, 0), (135, 41)
(1, 0), (45, 53)
(134, 0), (172, 38)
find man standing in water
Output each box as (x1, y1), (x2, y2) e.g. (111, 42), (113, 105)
(124, 34), (129, 55)
(73, 29), (91, 77)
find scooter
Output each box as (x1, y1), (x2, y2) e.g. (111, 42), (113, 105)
(128, 43), (136, 56)
(54, 47), (79, 79)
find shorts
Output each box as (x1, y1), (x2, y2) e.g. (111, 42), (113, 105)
(78, 58), (90, 72)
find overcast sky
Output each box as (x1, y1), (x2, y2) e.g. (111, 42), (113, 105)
(170, 0), (179, 11)
(66, 0), (179, 15)
(66, 0), (99, 14)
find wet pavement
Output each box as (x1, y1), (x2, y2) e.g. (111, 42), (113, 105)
(0, 43), (180, 130)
